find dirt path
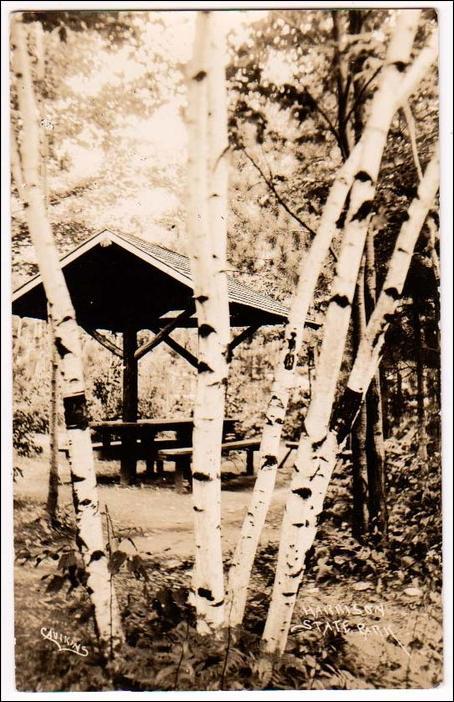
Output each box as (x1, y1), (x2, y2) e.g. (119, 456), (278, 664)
(14, 453), (289, 558)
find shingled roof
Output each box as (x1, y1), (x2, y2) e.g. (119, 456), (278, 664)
(12, 228), (318, 332)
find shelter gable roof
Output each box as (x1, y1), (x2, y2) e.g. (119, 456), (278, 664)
(12, 228), (319, 329)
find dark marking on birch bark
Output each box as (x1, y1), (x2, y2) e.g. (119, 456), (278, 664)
(292, 487), (312, 499)
(262, 455), (278, 468)
(193, 70), (207, 82)
(401, 211), (410, 222)
(72, 474), (85, 483)
(198, 361), (214, 373)
(193, 505), (204, 512)
(397, 247), (406, 253)
(192, 472), (212, 482)
(63, 393), (89, 430)
(330, 294), (351, 308)
(55, 336), (71, 358)
(199, 324), (216, 338)
(80, 498), (91, 506)
(212, 599), (225, 607)
(312, 436), (327, 451)
(23, 201), (29, 208)
(336, 187), (352, 229)
(197, 587), (214, 601)
(194, 294), (209, 304)
(293, 523), (305, 528)
(351, 200), (375, 222)
(270, 394), (284, 409)
(282, 592), (295, 597)
(384, 286), (400, 300)
(284, 331), (297, 370)
(392, 61), (409, 72)
(355, 171), (373, 183)
(290, 567), (304, 578)
(88, 550), (104, 564)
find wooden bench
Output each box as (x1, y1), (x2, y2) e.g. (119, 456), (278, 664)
(158, 438), (260, 492)
(58, 438), (180, 468)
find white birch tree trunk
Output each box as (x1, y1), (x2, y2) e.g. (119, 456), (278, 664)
(226, 142), (362, 628)
(226, 20), (438, 631)
(186, 11), (230, 634)
(11, 17), (123, 654)
(346, 147), (439, 400)
(263, 142), (438, 655)
(262, 11), (422, 655)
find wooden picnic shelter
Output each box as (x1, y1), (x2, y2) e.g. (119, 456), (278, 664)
(12, 228), (318, 486)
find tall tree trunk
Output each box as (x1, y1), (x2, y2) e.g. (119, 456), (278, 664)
(261, 12), (422, 655)
(47, 316), (59, 524)
(226, 138), (362, 630)
(263, 146), (438, 656)
(366, 375), (388, 540)
(351, 260), (369, 539)
(186, 11), (230, 634)
(364, 230), (388, 540)
(11, 17), (123, 655)
(227, 18), (437, 632)
(412, 299), (428, 461)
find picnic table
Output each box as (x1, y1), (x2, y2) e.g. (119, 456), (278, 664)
(90, 417), (239, 484)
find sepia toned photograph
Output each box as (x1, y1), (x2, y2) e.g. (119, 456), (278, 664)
(4, 2), (450, 695)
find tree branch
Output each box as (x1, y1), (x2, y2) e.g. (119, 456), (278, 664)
(305, 89), (340, 145)
(345, 65), (383, 125)
(243, 148), (316, 236)
(242, 147), (338, 261)
(401, 101), (423, 181)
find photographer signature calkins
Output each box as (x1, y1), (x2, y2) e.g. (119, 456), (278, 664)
(40, 626), (89, 657)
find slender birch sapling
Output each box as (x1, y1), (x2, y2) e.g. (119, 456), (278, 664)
(11, 16), (124, 654)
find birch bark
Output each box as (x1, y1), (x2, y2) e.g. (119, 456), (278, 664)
(186, 11), (230, 634)
(227, 19), (437, 632)
(11, 17), (123, 654)
(263, 144), (438, 655)
(262, 11), (422, 654)
(226, 137), (362, 629)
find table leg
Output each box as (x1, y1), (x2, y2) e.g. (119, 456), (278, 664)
(246, 449), (255, 476)
(176, 428), (192, 489)
(143, 431), (157, 478)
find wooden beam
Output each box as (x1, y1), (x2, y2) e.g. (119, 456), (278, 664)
(149, 326), (199, 369)
(227, 324), (261, 362)
(135, 306), (194, 361)
(82, 326), (122, 358)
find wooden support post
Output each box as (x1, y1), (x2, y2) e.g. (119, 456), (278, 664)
(121, 327), (138, 485)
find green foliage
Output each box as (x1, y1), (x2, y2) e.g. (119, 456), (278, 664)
(13, 406), (47, 456)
